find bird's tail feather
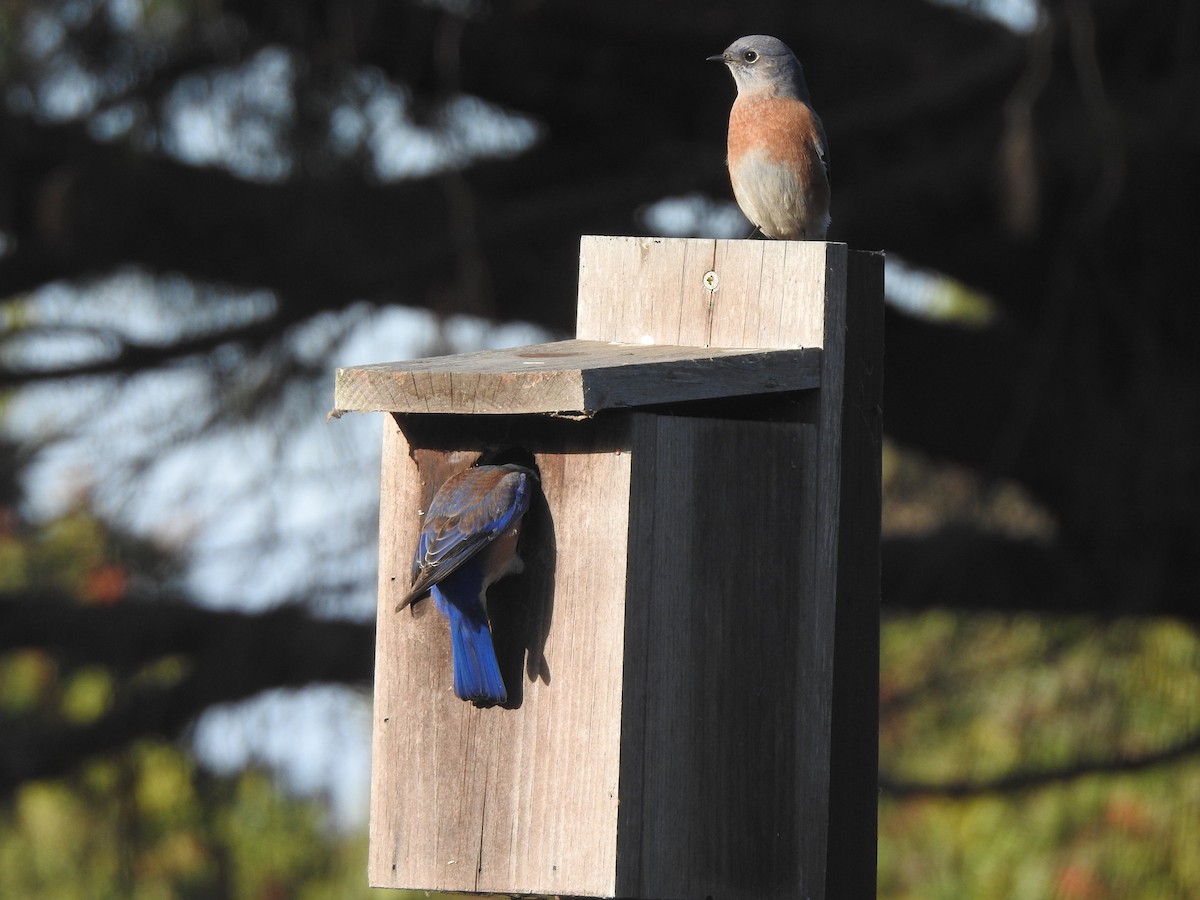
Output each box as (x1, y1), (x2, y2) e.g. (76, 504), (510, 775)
(449, 613), (507, 707)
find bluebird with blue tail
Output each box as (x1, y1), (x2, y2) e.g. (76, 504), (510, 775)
(397, 463), (536, 707)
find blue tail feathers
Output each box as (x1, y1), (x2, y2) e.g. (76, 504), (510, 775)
(449, 612), (507, 706)
(433, 581), (506, 706)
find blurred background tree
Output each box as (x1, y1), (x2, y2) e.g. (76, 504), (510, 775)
(2, 0), (1198, 896)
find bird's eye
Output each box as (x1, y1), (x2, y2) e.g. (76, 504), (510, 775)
(743, 50), (759, 63)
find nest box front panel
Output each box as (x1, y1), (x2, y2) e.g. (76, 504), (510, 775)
(368, 413), (633, 897)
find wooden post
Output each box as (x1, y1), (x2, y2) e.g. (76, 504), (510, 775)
(334, 236), (883, 899)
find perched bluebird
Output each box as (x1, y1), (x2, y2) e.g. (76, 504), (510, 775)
(397, 463), (537, 707)
(708, 35), (831, 240)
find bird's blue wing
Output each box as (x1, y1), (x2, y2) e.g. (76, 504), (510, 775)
(397, 464), (533, 610)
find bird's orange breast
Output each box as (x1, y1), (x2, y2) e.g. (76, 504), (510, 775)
(728, 94), (825, 180)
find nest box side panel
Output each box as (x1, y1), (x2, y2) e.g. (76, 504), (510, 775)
(821, 247), (885, 899)
(368, 413), (635, 898)
(616, 413), (826, 900)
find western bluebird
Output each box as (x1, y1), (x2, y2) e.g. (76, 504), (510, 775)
(397, 462), (537, 707)
(708, 35), (831, 241)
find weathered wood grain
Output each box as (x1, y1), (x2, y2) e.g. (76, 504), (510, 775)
(364, 237), (884, 899)
(577, 235), (834, 349)
(620, 414), (820, 899)
(368, 414), (634, 897)
(334, 339), (821, 416)
(822, 248), (885, 899)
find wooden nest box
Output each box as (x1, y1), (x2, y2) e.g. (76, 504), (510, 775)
(333, 236), (884, 899)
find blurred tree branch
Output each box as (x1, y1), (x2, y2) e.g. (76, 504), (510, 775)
(0, 0), (1198, 763)
(880, 728), (1200, 797)
(0, 592), (373, 793)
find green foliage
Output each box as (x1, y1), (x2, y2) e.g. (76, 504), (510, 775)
(59, 666), (116, 723)
(0, 649), (55, 713)
(0, 502), (172, 605)
(0, 531), (28, 592)
(878, 612), (1200, 898)
(0, 459), (383, 897)
(0, 493), (472, 898)
(0, 740), (381, 900)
